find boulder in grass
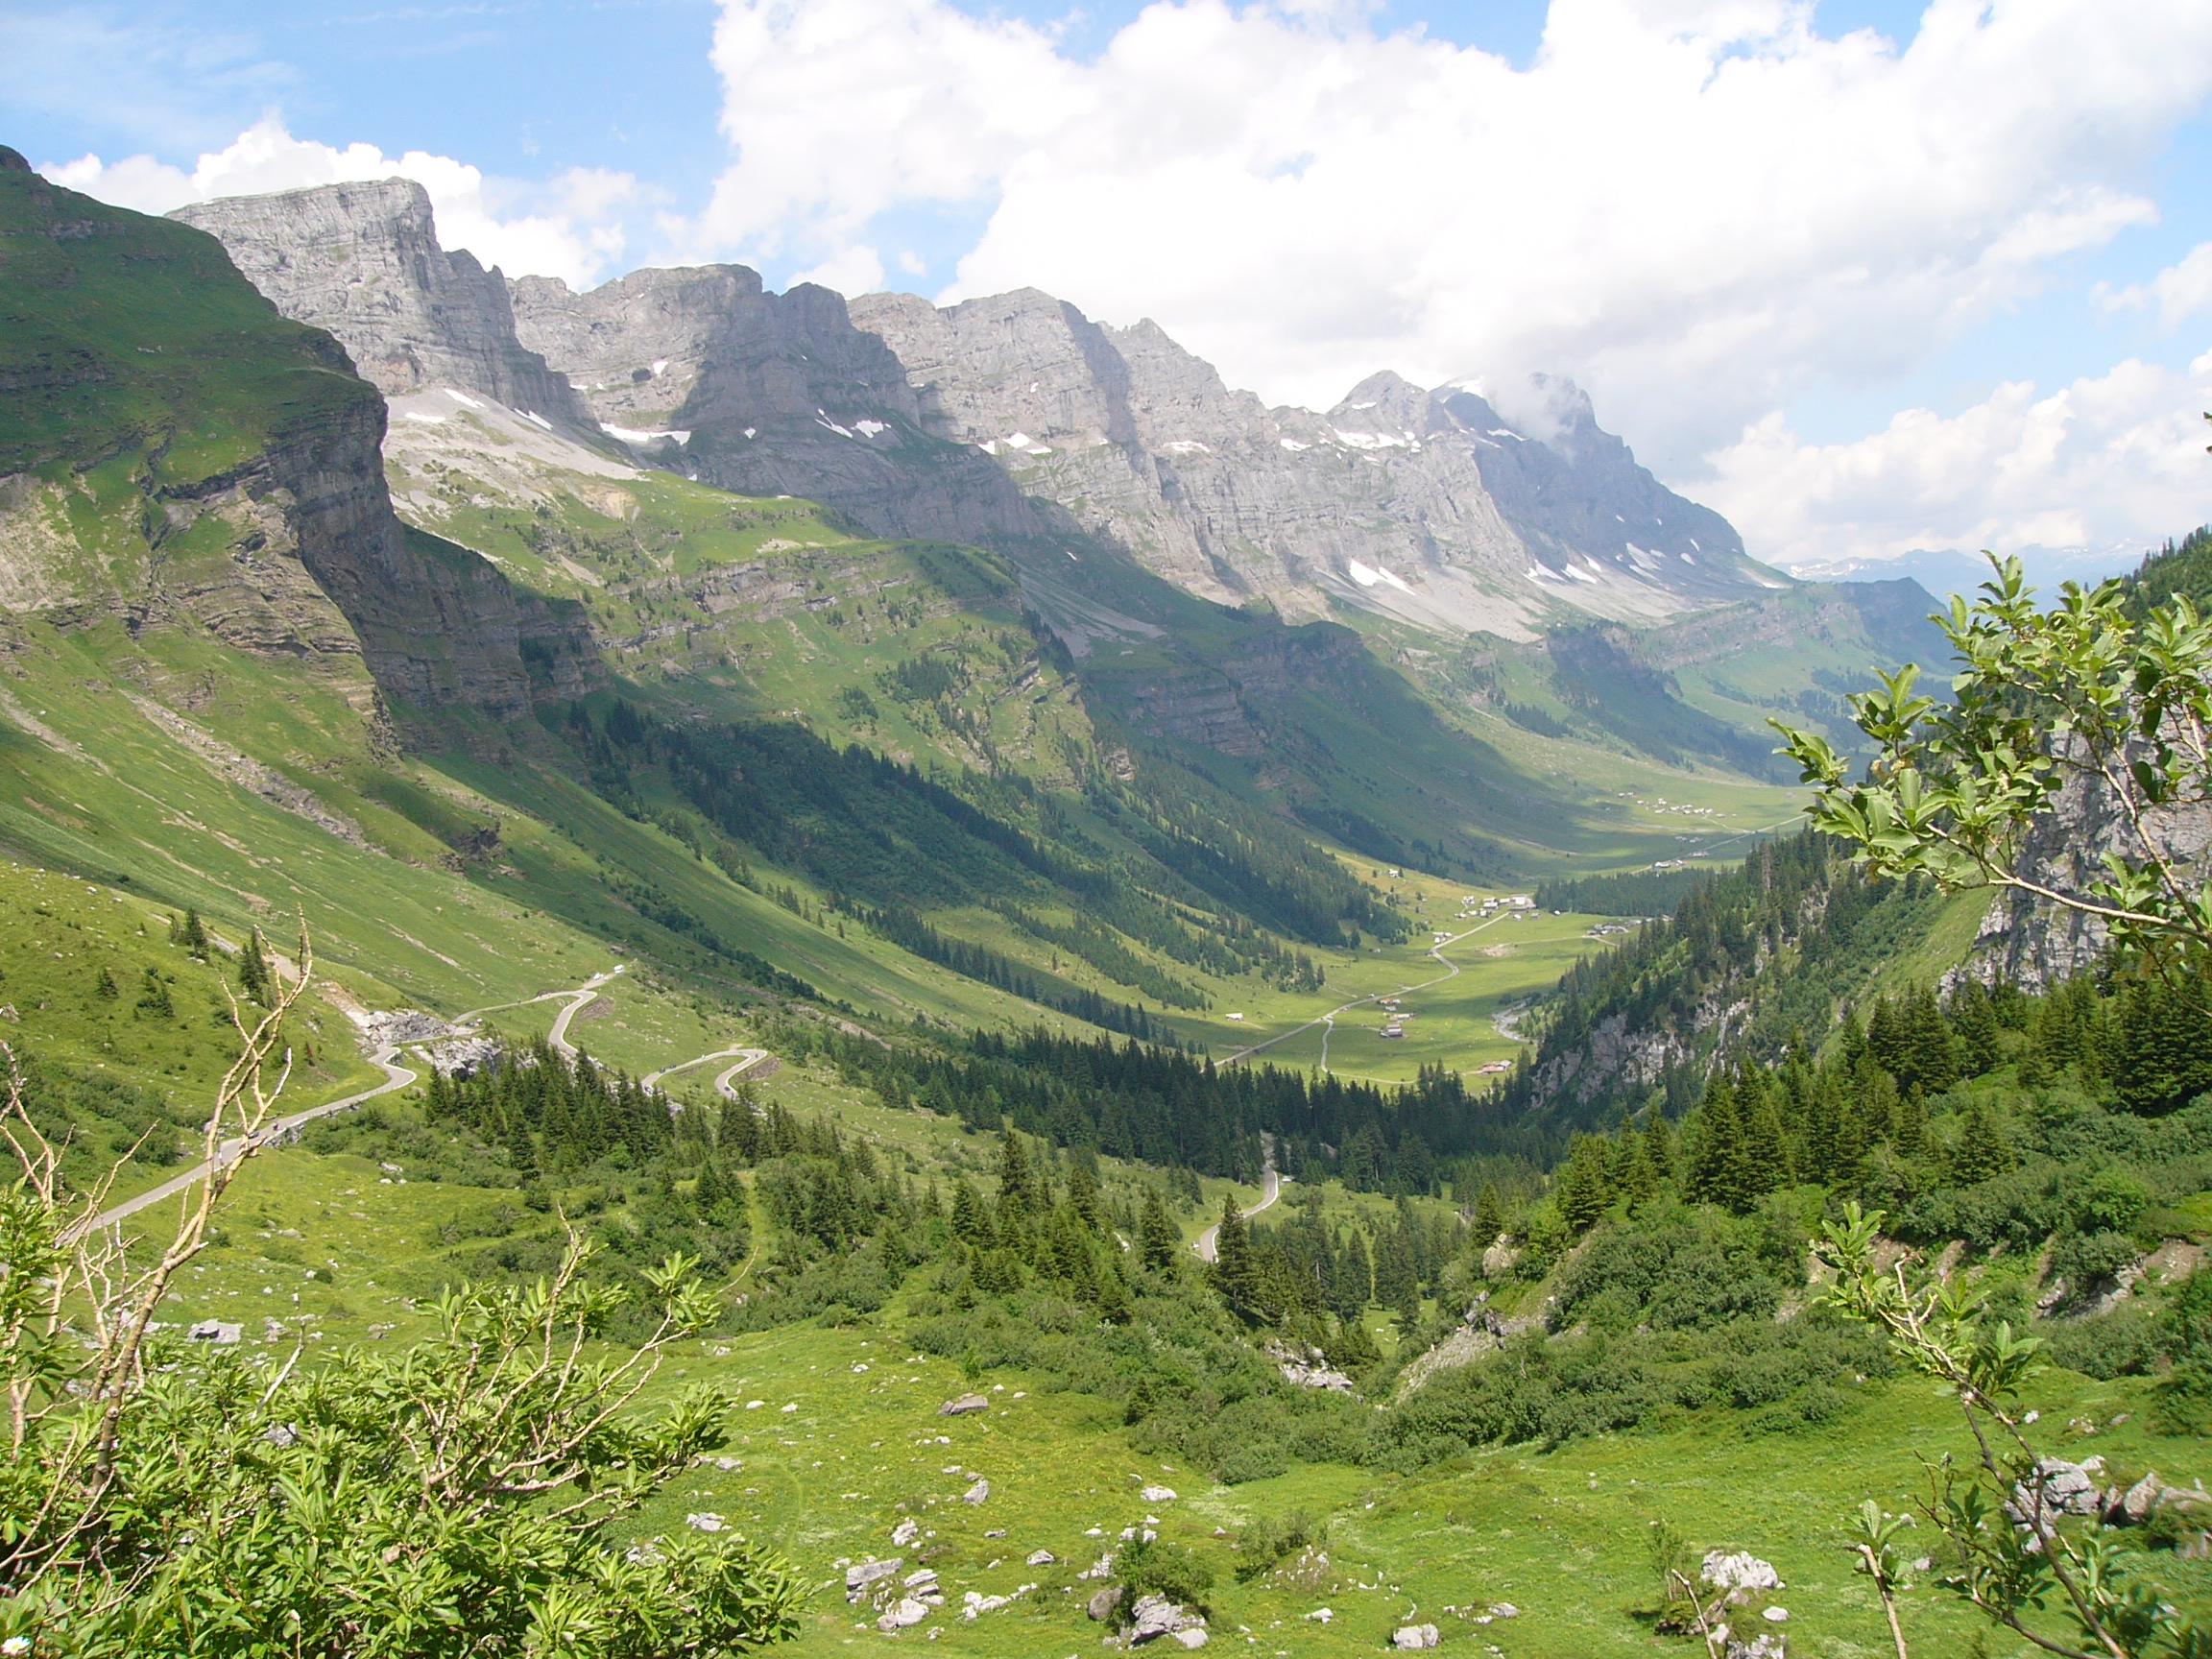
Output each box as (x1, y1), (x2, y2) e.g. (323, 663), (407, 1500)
(1087, 1585), (1124, 1623)
(846, 1558), (902, 1602)
(891, 1518), (920, 1546)
(1127, 1595), (1186, 1643)
(939, 1393), (990, 1415)
(963, 1479), (990, 1505)
(877, 1598), (929, 1631)
(1141, 1484), (1178, 1503)
(1172, 1630), (1209, 1649)
(1392, 1623), (1440, 1649)
(1027, 1550), (1056, 1566)
(1700, 1551), (1783, 1604)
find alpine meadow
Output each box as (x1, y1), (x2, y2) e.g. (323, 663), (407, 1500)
(3, 12), (2212, 1653)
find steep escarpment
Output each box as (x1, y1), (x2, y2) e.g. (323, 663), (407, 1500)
(0, 151), (596, 729)
(852, 287), (1782, 633)
(172, 180), (594, 433)
(508, 266), (1055, 548)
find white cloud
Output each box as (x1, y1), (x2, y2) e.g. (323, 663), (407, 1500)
(692, 0), (2212, 473)
(1701, 353), (2212, 569)
(43, 116), (638, 288)
(2101, 241), (2212, 330)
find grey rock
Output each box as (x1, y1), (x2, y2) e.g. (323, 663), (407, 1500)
(877, 1597), (929, 1631)
(852, 287), (1776, 636)
(2010, 1459), (2104, 1529)
(1126, 1595), (1193, 1644)
(962, 1479), (990, 1504)
(1026, 1550), (1055, 1566)
(508, 267), (1048, 548)
(187, 1320), (243, 1345)
(846, 1557), (902, 1602)
(173, 181), (592, 428)
(1086, 1585), (1123, 1622)
(1391, 1623), (1440, 1648)
(938, 1393), (990, 1416)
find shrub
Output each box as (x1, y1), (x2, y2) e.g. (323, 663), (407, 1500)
(2043, 1305), (2163, 1380)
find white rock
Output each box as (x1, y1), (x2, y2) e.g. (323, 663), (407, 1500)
(878, 1598), (929, 1631)
(1173, 1630), (1209, 1649)
(1141, 1484), (1178, 1503)
(1487, 1603), (1517, 1618)
(892, 1519), (920, 1546)
(1304, 1609), (1333, 1623)
(1028, 1550), (1057, 1565)
(1701, 1551), (1784, 1601)
(685, 1512), (727, 1532)
(1392, 1624), (1440, 1649)
(964, 1479), (990, 1504)
(1763, 1607), (1789, 1623)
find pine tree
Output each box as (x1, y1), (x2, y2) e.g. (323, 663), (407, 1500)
(1642, 1111), (1680, 1189)
(135, 968), (174, 1019)
(1472, 1182), (1504, 1246)
(1212, 1196), (1260, 1317)
(1684, 1070), (1740, 1207)
(950, 1180), (992, 1246)
(996, 1126), (1038, 1218)
(1138, 1186), (1181, 1271)
(1556, 1133), (1613, 1235)
(238, 927), (271, 1005)
(179, 909), (208, 955)
(1949, 1099), (2015, 1184)
(92, 966), (117, 1000)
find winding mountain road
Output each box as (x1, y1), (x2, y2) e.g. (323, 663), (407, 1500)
(1193, 1134), (1283, 1262)
(92, 962), (771, 1234)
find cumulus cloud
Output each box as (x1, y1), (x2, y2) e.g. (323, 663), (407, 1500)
(43, 116), (638, 288)
(1700, 353), (2212, 570)
(691, 0), (2212, 475)
(2101, 241), (2212, 330)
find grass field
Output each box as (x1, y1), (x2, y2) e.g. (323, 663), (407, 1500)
(107, 997), (2212, 1659)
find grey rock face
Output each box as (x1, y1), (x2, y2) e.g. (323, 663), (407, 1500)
(509, 267), (1051, 547)
(851, 287), (1777, 633)
(173, 180), (592, 429)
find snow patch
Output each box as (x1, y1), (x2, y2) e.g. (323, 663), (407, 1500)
(517, 411), (552, 431)
(1162, 440), (1211, 455)
(442, 388), (483, 409)
(601, 422), (692, 445)
(854, 420), (889, 438)
(650, 358), (669, 375)
(401, 412), (447, 423)
(1278, 438), (1310, 451)
(1347, 560), (1413, 594)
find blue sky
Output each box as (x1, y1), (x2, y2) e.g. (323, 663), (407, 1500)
(6, 0), (2210, 572)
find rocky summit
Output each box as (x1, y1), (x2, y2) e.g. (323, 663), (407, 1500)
(179, 177), (1783, 642)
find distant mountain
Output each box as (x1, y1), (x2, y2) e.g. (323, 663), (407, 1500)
(1782, 544), (2147, 600)
(851, 289), (1789, 635)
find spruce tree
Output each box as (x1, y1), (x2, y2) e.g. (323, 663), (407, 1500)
(1472, 1182), (1504, 1245)
(1212, 1196), (1259, 1317)
(996, 1126), (1037, 1218)
(1949, 1099), (2015, 1184)
(1684, 1070), (1740, 1207)
(1642, 1111), (1680, 1189)
(1138, 1186), (1181, 1271)
(180, 908), (208, 955)
(238, 927), (272, 1005)
(1556, 1133), (1613, 1235)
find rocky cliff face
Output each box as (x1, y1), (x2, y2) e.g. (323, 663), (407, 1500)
(0, 158), (596, 732)
(851, 288), (1781, 634)
(172, 180), (594, 432)
(507, 267), (1053, 547)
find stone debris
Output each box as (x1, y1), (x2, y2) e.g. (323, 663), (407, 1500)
(892, 1518), (921, 1546)
(878, 1598), (929, 1632)
(1487, 1604), (1517, 1619)
(1171, 1629), (1209, 1648)
(1391, 1623), (1440, 1648)
(1087, 1585), (1124, 1622)
(846, 1558), (903, 1603)
(1724, 1634), (1786, 1659)
(1303, 1608), (1333, 1623)
(961, 1592), (1013, 1619)
(1140, 1484), (1178, 1503)
(939, 1393), (990, 1415)
(685, 1513), (727, 1533)
(2009, 1458), (2103, 1530)
(1077, 1552), (1116, 1581)
(187, 1319), (242, 1345)
(1701, 1551), (1784, 1603)
(1028, 1550), (1056, 1566)
(1125, 1594), (1205, 1645)
(1265, 1340), (1354, 1393)
(963, 1479), (990, 1505)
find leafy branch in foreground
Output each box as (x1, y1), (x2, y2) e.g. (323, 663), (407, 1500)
(1773, 554), (2212, 977)
(1816, 1204), (2208, 1659)
(0, 921), (804, 1657)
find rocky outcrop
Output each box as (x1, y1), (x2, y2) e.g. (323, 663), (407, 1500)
(173, 180), (593, 430)
(852, 287), (1781, 632)
(508, 267), (1053, 546)
(2, 161), (597, 732)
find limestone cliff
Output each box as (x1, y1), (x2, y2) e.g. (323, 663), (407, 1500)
(507, 266), (1052, 547)
(851, 288), (1782, 634)
(172, 180), (594, 432)
(0, 154), (597, 732)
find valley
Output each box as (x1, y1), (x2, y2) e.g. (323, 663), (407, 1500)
(1, 141), (2208, 1659)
